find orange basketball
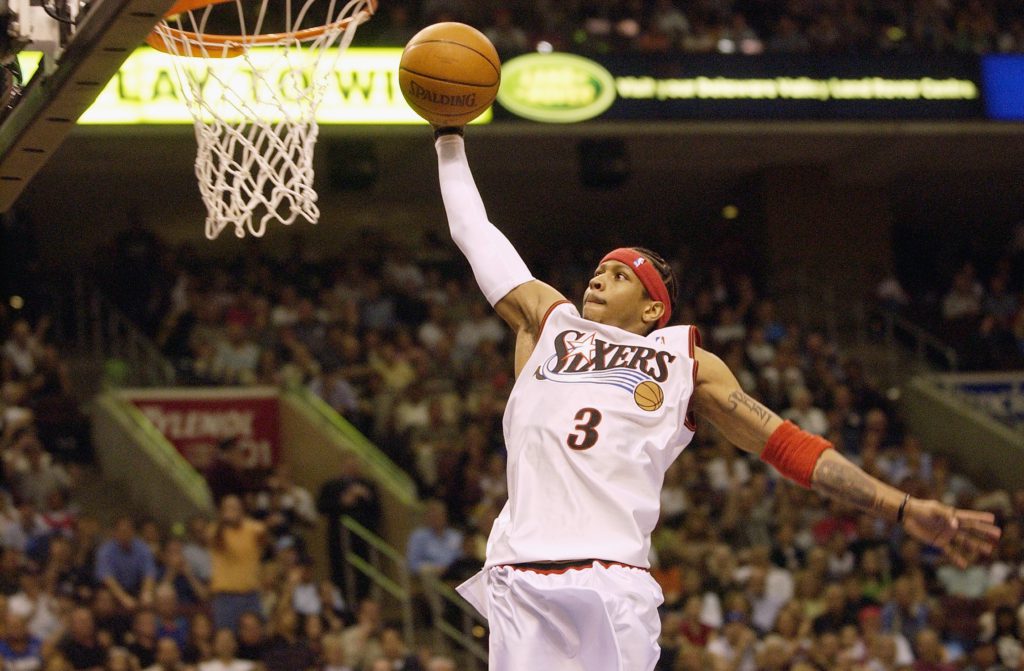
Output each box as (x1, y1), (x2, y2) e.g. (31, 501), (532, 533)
(399, 22), (501, 127)
(633, 381), (664, 412)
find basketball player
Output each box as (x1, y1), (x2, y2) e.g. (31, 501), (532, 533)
(430, 127), (1000, 671)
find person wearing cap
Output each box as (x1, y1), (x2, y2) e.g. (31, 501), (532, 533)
(429, 126), (1002, 671)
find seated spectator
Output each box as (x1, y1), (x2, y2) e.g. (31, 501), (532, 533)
(340, 599), (384, 670)
(881, 576), (930, 643)
(124, 610), (160, 669)
(3, 319), (44, 382)
(104, 646), (139, 671)
(180, 517), (211, 584)
(319, 633), (351, 671)
(371, 626), (421, 671)
(211, 320), (260, 385)
(781, 386), (829, 436)
(484, 7), (529, 53)
(143, 637), (190, 671)
(58, 607), (107, 671)
(95, 516), (157, 611)
(154, 584), (189, 651)
(912, 628), (957, 671)
(942, 265), (983, 320)
(233, 613), (266, 662)
(180, 612), (214, 666)
(6, 431), (71, 510)
(0, 497), (48, 559)
(260, 608), (315, 671)
(711, 306), (747, 348)
(405, 500), (463, 578)
(0, 611), (43, 671)
(707, 611), (757, 671)
(813, 583), (857, 635)
(157, 538), (208, 607)
(197, 629), (253, 671)
(9, 562), (61, 643)
(424, 658), (455, 671)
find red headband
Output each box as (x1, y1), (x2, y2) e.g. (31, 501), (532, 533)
(600, 248), (672, 329)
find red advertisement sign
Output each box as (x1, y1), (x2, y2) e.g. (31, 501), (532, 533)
(124, 388), (280, 469)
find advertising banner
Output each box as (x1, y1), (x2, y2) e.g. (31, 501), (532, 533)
(124, 387), (281, 469)
(16, 49), (1019, 123)
(937, 373), (1024, 429)
(495, 52), (985, 122)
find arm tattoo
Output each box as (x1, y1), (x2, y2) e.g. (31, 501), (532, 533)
(726, 390), (772, 427)
(812, 460), (884, 515)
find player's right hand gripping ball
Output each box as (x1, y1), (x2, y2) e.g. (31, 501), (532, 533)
(399, 22), (501, 127)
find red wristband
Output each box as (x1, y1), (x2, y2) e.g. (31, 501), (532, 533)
(761, 421), (833, 488)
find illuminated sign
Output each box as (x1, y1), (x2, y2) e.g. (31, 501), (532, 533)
(492, 53), (987, 122)
(614, 75), (977, 102)
(17, 48), (492, 125)
(497, 53), (616, 123)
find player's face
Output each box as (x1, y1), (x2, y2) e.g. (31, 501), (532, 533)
(583, 260), (655, 334)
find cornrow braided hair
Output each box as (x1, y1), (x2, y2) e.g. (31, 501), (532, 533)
(631, 246), (678, 328)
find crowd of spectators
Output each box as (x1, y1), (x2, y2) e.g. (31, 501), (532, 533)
(878, 222), (1024, 371)
(0, 427), (457, 671)
(90, 226), (1024, 670)
(357, 0), (1024, 56)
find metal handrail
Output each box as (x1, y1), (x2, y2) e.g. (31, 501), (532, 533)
(419, 571), (488, 670)
(93, 391), (214, 519)
(90, 289), (177, 386)
(288, 386), (420, 508)
(337, 515), (488, 670)
(339, 516), (416, 648)
(53, 271), (177, 387)
(882, 310), (958, 371)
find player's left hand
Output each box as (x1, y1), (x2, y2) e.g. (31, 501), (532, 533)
(902, 498), (1001, 568)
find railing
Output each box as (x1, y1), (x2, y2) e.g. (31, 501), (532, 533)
(881, 309), (958, 371)
(286, 385), (420, 508)
(338, 516), (416, 646)
(52, 272), (177, 387)
(420, 571), (489, 670)
(92, 391), (214, 524)
(338, 516), (488, 671)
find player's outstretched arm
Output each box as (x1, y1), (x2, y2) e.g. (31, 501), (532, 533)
(692, 347), (1001, 568)
(433, 129), (564, 336)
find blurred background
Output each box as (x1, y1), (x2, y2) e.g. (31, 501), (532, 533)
(0, 1), (1023, 671)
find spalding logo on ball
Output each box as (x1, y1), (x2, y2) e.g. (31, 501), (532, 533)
(399, 22), (501, 127)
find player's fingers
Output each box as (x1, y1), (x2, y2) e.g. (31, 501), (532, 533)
(958, 519), (1002, 539)
(953, 509), (996, 524)
(944, 545), (969, 569)
(957, 532), (996, 557)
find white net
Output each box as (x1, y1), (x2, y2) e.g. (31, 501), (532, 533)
(152, 0), (374, 239)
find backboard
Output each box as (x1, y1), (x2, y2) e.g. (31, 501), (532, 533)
(0, 0), (174, 211)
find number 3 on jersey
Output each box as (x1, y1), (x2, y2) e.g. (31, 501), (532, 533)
(566, 407), (602, 450)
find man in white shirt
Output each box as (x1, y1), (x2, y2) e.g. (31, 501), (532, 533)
(199, 629), (254, 671)
(781, 387), (829, 436)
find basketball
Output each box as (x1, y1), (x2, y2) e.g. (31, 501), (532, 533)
(633, 381), (664, 412)
(399, 22), (501, 127)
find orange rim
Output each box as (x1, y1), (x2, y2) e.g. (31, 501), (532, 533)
(147, 0), (377, 57)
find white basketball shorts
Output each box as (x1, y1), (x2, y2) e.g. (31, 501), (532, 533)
(457, 561), (664, 671)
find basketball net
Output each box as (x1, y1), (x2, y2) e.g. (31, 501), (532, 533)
(150, 0), (375, 239)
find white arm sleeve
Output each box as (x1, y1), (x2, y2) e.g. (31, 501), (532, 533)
(435, 134), (534, 306)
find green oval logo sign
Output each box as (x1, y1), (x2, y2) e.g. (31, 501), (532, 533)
(497, 53), (617, 123)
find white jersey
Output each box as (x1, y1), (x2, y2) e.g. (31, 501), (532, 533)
(485, 301), (700, 569)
